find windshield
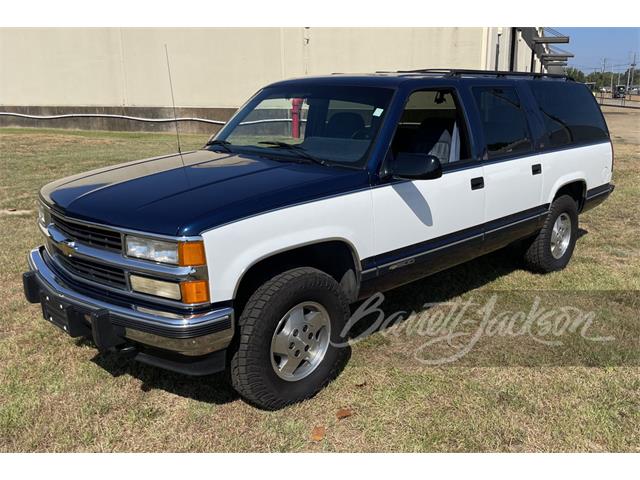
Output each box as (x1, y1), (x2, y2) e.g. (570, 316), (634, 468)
(212, 85), (394, 168)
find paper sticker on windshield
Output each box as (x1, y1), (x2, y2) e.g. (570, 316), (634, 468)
(373, 108), (384, 117)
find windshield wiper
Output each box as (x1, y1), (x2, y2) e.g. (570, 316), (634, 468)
(257, 141), (328, 166)
(205, 139), (233, 153)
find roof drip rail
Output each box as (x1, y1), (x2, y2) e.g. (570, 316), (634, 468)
(395, 68), (451, 73)
(393, 68), (573, 81)
(374, 69), (448, 75)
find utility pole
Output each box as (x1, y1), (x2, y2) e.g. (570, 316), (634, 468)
(602, 57), (613, 103)
(630, 52), (637, 90)
(610, 62), (614, 95)
(495, 31), (502, 71)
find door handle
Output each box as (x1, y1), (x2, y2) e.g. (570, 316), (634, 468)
(532, 164), (542, 175)
(470, 177), (484, 190)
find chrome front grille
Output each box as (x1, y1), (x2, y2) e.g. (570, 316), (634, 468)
(39, 205), (208, 308)
(51, 213), (122, 252)
(51, 244), (128, 289)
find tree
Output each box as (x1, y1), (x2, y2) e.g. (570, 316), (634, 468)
(586, 71), (614, 90)
(564, 67), (586, 83)
(584, 69), (640, 90)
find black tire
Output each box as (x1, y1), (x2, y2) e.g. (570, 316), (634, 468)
(230, 267), (351, 410)
(523, 195), (579, 273)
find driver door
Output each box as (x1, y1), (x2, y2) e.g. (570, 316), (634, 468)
(369, 88), (486, 291)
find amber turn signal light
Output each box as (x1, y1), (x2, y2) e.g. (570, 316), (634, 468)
(180, 280), (210, 304)
(178, 241), (206, 266)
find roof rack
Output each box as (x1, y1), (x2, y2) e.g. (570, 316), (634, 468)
(391, 68), (573, 81)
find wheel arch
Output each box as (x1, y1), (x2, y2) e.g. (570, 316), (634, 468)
(548, 177), (587, 212)
(232, 238), (362, 312)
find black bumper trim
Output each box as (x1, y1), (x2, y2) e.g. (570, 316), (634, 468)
(133, 348), (227, 376)
(23, 271), (40, 303)
(583, 183), (614, 213)
(90, 309), (127, 351)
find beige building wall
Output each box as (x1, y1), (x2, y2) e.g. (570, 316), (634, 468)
(1, 27), (520, 109)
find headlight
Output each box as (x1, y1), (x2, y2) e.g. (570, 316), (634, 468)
(126, 235), (208, 303)
(126, 236), (179, 264)
(129, 274), (210, 303)
(125, 236), (206, 266)
(37, 202), (50, 226)
(129, 275), (182, 300)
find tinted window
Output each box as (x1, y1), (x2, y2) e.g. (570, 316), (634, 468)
(472, 87), (532, 159)
(218, 85), (393, 168)
(391, 89), (471, 165)
(529, 81), (609, 148)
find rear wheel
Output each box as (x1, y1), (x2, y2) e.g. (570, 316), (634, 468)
(230, 267), (350, 410)
(523, 195), (579, 273)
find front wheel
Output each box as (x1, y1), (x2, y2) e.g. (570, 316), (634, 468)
(523, 194), (579, 273)
(230, 267), (351, 410)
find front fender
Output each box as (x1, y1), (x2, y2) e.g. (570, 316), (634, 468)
(201, 190), (374, 303)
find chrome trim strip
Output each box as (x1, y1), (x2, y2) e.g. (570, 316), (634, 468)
(28, 247), (233, 356)
(364, 209), (547, 272)
(40, 223), (209, 308)
(586, 188), (613, 201)
(375, 233), (484, 270)
(42, 223), (207, 281)
(483, 212), (543, 235)
(42, 243), (210, 309)
(124, 328), (232, 356)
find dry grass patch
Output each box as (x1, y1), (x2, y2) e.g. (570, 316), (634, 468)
(0, 117), (638, 452)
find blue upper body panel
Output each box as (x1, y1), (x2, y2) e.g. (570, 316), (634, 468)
(40, 73), (568, 237)
(41, 149), (370, 236)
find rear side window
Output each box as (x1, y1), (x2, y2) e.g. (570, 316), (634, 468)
(472, 87), (532, 159)
(528, 81), (609, 149)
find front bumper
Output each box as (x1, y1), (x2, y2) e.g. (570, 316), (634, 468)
(23, 246), (234, 374)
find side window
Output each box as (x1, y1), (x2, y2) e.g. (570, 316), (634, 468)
(472, 87), (532, 159)
(528, 81), (609, 149)
(390, 89), (472, 166)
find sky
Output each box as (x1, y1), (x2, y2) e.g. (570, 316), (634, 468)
(555, 27), (640, 73)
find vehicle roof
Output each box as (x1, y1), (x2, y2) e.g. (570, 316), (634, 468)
(267, 70), (573, 89)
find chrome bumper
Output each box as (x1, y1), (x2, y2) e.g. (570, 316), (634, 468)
(26, 246), (234, 356)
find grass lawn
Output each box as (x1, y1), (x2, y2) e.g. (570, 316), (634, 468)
(0, 109), (638, 452)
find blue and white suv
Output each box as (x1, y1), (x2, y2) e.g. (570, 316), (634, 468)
(23, 69), (614, 409)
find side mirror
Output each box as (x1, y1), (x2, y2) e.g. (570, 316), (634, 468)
(390, 153), (442, 180)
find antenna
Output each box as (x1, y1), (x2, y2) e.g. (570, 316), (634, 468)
(164, 44), (183, 157)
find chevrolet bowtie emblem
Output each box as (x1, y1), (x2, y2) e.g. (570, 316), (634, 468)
(59, 240), (77, 257)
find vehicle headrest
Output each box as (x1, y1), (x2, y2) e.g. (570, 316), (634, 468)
(326, 112), (365, 138)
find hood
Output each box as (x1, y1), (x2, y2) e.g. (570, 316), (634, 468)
(40, 149), (370, 236)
